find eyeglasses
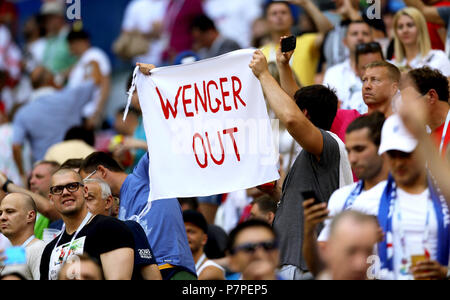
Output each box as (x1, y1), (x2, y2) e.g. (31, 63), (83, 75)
(230, 240), (278, 255)
(356, 42), (382, 53)
(50, 182), (84, 195)
(83, 169), (97, 180)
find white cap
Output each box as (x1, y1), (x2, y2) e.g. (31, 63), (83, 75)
(41, 1), (65, 16)
(378, 114), (418, 155)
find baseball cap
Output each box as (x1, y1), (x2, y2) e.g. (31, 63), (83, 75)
(378, 114), (418, 155)
(183, 210), (208, 233)
(41, 1), (65, 16)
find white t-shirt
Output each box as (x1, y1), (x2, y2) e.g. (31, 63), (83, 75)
(204, 0), (263, 48)
(318, 180), (387, 242)
(121, 0), (167, 66)
(322, 59), (367, 114)
(392, 50), (450, 76)
(67, 47), (111, 117)
(0, 233), (11, 250)
(352, 184), (439, 280)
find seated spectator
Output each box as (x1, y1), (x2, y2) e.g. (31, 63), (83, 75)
(183, 210), (225, 280)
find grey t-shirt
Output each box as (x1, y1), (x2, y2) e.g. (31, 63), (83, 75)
(273, 130), (341, 270)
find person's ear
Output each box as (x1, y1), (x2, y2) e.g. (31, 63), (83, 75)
(202, 232), (208, 247)
(105, 195), (113, 211)
(27, 210), (36, 224)
(267, 212), (275, 225)
(427, 89), (439, 105)
(97, 165), (108, 179)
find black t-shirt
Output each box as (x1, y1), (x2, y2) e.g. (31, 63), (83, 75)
(40, 214), (135, 280)
(124, 220), (157, 280)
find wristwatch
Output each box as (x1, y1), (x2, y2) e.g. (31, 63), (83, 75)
(2, 179), (12, 192)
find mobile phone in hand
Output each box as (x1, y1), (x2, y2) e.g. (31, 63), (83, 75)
(281, 35), (296, 53)
(301, 190), (323, 206)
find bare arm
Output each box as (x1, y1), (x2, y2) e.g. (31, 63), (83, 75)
(12, 144), (24, 178)
(302, 199), (328, 276)
(276, 47), (300, 98)
(141, 264), (163, 280)
(0, 172), (60, 221)
(100, 248), (134, 280)
(403, 0), (444, 25)
(250, 50), (324, 158)
(198, 266), (225, 280)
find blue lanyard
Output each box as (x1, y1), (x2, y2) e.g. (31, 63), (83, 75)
(343, 180), (364, 210)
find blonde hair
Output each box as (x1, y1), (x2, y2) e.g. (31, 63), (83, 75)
(393, 7), (431, 64)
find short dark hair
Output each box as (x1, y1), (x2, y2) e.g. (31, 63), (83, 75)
(364, 61), (401, 83)
(183, 210), (208, 233)
(67, 29), (90, 42)
(346, 112), (385, 146)
(226, 219), (277, 253)
(355, 42), (384, 67)
(407, 67), (450, 102)
(64, 126), (95, 146)
(345, 20), (372, 36)
(190, 14), (216, 32)
(264, 0), (292, 17)
(178, 197), (199, 211)
(294, 85), (338, 131)
(80, 152), (124, 174)
(34, 160), (61, 173)
(252, 195), (277, 214)
(60, 158), (84, 170)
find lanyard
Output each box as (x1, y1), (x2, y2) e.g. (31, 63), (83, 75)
(343, 180), (364, 210)
(21, 235), (35, 248)
(439, 110), (450, 154)
(52, 212), (93, 264)
(195, 253), (207, 271)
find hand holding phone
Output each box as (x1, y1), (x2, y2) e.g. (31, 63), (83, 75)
(281, 35), (296, 53)
(301, 190), (323, 206)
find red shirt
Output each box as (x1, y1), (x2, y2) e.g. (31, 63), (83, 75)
(330, 109), (361, 143)
(432, 118), (450, 155)
(428, 1), (450, 50)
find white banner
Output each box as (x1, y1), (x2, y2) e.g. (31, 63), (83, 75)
(135, 49), (279, 201)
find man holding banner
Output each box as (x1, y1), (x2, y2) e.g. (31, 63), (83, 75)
(249, 50), (353, 279)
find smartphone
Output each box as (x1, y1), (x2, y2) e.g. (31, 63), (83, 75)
(3, 246), (27, 265)
(281, 35), (297, 53)
(301, 190), (323, 206)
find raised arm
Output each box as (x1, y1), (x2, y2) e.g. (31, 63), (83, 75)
(250, 50), (324, 158)
(403, 0), (444, 25)
(276, 45), (300, 98)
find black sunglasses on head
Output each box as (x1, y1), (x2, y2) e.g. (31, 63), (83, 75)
(230, 240), (278, 255)
(356, 42), (382, 53)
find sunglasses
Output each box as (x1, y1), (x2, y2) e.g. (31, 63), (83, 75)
(356, 42), (382, 53)
(230, 240), (278, 255)
(50, 182), (84, 195)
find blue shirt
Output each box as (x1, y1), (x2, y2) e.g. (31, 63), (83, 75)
(119, 153), (196, 275)
(12, 82), (95, 162)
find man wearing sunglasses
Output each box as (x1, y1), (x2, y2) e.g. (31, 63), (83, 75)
(39, 168), (135, 280)
(226, 219), (281, 280)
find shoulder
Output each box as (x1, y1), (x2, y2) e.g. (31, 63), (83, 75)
(297, 33), (318, 43)
(328, 183), (358, 210)
(351, 180), (387, 215)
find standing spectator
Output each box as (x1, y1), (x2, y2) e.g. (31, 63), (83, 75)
(249, 194), (277, 225)
(227, 219), (281, 280)
(391, 7), (450, 76)
(83, 178), (162, 280)
(66, 30), (111, 130)
(203, 0), (263, 48)
(183, 210), (225, 280)
(361, 61), (401, 117)
(352, 114), (450, 280)
(0, 193), (46, 280)
(261, 0), (333, 87)
(79, 152), (197, 280)
(0, 163), (61, 241)
(40, 169), (135, 280)
(249, 50), (353, 279)
(190, 14), (241, 59)
(115, 0), (167, 66)
(303, 113), (388, 276)
(322, 22), (374, 113)
(161, 0), (204, 64)
(316, 210), (380, 280)
(400, 67), (450, 155)
(12, 62), (101, 175)
(40, 1), (76, 75)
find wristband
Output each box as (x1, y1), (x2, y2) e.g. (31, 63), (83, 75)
(2, 179), (12, 192)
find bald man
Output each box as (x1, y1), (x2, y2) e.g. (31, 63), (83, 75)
(0, 193), (46, 280)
